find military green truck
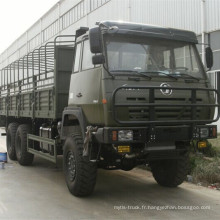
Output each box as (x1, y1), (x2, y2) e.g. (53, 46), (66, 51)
(0, 21), (219, 197)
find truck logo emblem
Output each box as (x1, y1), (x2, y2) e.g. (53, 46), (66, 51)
(160, 83), (172, 96)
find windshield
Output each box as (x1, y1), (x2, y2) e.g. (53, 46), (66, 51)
(105, 36), (205, 79)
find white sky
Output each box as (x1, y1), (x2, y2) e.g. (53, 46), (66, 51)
(0, 0), (59, 54)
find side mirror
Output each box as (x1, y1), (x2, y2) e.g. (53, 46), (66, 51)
(89, 27), (102, 54)
(92, 54), (105, 65)
(206, 47), (213, 69)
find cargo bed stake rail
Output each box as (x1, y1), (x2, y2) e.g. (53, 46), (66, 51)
(0, 35), (75, 95)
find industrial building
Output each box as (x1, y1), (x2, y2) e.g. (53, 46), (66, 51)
(0, 0), (220, 125)
(0, 0), (220, 68)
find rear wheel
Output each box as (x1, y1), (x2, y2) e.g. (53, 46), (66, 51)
(6, 123), (19, 160)
(150, 154), (188, 187)
(15, 124), (34, 166)
(63, 134), (97, 197)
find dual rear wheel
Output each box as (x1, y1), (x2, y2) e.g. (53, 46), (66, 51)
(6, 123), (19, 160)
(6, 123), (34, 165)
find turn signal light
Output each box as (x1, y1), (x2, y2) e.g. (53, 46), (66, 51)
(212, 127), (217, 138)
(112, 131), (117, 141)
(102, 99), (107, 104)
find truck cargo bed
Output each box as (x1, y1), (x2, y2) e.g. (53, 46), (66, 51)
(0, 37), (75, 120)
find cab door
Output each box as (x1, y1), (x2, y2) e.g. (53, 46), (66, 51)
(68, 38), (102, 124)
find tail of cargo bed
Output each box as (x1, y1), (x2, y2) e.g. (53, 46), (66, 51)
(0, 35), (75, 120)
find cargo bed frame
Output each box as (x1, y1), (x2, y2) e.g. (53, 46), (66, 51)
(0, 35), (75, 121)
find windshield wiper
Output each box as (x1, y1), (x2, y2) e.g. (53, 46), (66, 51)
(173, 73), (200, 81)
(110, 70), (179, 80)
(110, 70), (152, 79)
(134, 71), (152, 80)
(110, 70), (137, 73)
(139, 71), (178, 80)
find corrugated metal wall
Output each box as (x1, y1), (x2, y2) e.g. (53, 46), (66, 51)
(1, 0), (220, 69)
(130, 0), (202, 33)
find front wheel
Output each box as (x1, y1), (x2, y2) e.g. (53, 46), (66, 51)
(63, 134), (97, 197)
(150, 154), (188, 187)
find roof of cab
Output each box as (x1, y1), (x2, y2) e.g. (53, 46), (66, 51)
(99, 21), (198, 44)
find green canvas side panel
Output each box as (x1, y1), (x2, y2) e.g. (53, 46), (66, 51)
(0, 97), (7, 116)
(34, 88), (55, 118)
(0, 46), (74, 121)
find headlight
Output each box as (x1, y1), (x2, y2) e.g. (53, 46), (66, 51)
(200, 128), (209, 138)
(118, 130), (133, 141)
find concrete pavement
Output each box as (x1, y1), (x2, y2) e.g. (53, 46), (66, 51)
(0, 128), (220, 220)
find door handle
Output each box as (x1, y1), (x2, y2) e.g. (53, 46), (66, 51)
(76, 92), (82, 98)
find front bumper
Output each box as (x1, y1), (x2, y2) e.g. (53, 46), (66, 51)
(94, 125), (217, 144)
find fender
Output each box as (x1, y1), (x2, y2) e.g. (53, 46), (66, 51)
(61, 107), (87, 139)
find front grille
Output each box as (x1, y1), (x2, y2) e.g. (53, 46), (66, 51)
(128, 106), (202, 121)
(127, 97), (203, 121)
(112, 86), (218, 125)
(127, 97), (146, 101)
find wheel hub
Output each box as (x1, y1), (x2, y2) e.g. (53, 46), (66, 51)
(16, 135), (22, 157)
(7, 135), (12, 153)
(67, 151), (76, 182)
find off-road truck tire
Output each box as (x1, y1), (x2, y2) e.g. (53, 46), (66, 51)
(63, 134), (97, 197)
(6, 122), (19, 160)
(150, 154), (188, 187)
(15, 124), (34, 166)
